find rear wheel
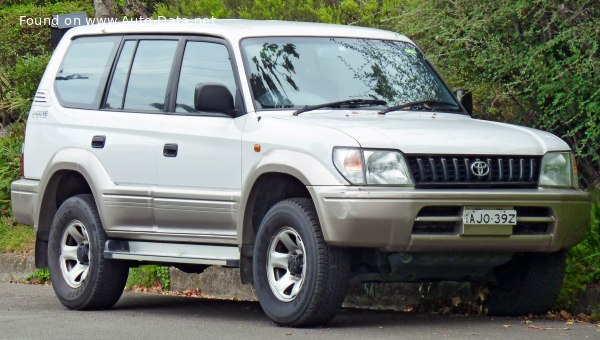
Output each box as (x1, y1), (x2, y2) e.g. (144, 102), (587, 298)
(253, 198), (351, 327)
(487, 251), (566, 316)
(48, 194), (128, 310)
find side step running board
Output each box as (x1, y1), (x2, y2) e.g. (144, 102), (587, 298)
(104, 240), (240, 267)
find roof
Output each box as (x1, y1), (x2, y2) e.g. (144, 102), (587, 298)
(64, 19), (412, 43)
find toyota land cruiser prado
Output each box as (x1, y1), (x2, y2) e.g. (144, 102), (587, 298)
(11, 19), (590, 326)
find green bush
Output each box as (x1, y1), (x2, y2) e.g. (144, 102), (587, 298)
(391, 0), (599, 186)
(1, 53), (51, 122)
(25, 268), (50, 284)
(0, 1), (93, 69)
(0, 122), (24, 216)
(1, 0), (91, 125)
(155, 0), (404, 25)
(154, 0), (233, 18)
(126, 265), (171, 291)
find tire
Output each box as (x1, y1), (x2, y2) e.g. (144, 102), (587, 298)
(487, 250), (566, 316)
(253, 198), (351, 327)
(48, 194), (128, 310)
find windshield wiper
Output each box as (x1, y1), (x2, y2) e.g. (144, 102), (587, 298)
(378, 100), (460, 115)
(293, 99), (387, 116)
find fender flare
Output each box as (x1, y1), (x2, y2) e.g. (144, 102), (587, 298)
(237, 149), (344, 244)
(36, 148), (114, 230)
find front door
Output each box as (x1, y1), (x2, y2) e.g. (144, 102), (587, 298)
(155, 38), (244, 244)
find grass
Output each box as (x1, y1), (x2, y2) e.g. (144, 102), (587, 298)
(0, 215), (34, 254)
(126, 265), (171, 291)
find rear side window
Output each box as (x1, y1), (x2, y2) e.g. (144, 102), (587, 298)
(55, 36), (120, 109)
(117, 40), (178, 112)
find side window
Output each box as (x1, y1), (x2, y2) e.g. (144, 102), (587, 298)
(105, 40), (136, 110)
(55, 36), (119, 109)
(175, 41), (237, 113)
(106, 39), (178, 112)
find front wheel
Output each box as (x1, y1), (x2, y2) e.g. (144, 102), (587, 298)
(486, 251), (566, 316)
(48, 194), (128, 310)
(253, 198), (351, 327)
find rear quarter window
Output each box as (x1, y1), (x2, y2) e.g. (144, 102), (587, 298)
(54, 36), (120, 109)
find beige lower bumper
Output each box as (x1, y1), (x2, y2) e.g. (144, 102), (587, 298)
(308, 186), (591, 252)
(10, 179), (39, 227)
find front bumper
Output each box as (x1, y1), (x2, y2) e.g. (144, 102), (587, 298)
(308, 186), (591, 252)
(10, 179), (39, 227)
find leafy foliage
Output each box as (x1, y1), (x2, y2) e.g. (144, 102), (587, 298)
(0, 122), (24, 216)
(0, 1), (92, 126)
(0, 1), (93, 69)
(126, 265), (171, 291)
(155, 0), (404, 24)
(154, 0), (233, 18)
(25, 268), (51, 284)
(1, 54), (51, 124)
(391, 0), (600, 187)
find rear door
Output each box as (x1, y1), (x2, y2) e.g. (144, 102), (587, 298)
(91, 37), (179, 234)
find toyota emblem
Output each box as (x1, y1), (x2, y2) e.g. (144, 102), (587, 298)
(470, 161), (489, 177)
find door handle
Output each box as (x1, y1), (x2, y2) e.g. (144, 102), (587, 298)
(163, 143), (178, 157)
(91, 135), (106, 148)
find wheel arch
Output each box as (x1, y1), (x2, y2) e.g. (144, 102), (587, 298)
(237, 150), (344, 284)
(34, 149), (111, 268)
(238, 171), (312, 283)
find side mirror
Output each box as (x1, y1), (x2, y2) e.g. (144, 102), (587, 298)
(194, 83), (235, 117)
(455, 89), (473, 115)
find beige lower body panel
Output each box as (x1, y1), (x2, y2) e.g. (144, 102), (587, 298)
(10, 179), (39, 227)
(309, 186), (591, 252)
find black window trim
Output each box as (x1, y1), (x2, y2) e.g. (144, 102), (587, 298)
(54, 35), (123, 110)
(100, 35), (181, 115)
(118, 40), (139, 110)
(98, 33), (246, 118)
(166, 36), (246, 118)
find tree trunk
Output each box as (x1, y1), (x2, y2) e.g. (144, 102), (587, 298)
(125, 0), (150, 18)
(93, 0), (123, 19)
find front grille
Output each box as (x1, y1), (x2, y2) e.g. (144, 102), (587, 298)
(412, 206), (553, 235)
(406, 155), (541, 188)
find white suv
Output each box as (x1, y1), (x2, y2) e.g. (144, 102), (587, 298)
(11, 19), (590, 326)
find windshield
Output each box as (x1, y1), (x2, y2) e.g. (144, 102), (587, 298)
(241, 37), (462, 112)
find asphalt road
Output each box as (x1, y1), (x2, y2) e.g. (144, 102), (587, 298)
(0, 283), (597, 339)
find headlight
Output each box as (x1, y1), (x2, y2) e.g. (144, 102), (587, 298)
(539, 152), (578, 188)
(333, 147), (414, 186)
(364, 150), (413, 185)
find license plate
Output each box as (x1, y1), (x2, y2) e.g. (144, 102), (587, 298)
(463, 209), (517, 225)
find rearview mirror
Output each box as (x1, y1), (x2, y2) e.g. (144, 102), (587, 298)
(455, 89), (473, 115)
(194, 83), (235, 117)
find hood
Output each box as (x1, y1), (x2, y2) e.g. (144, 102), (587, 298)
(272, 111), (569, 155)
